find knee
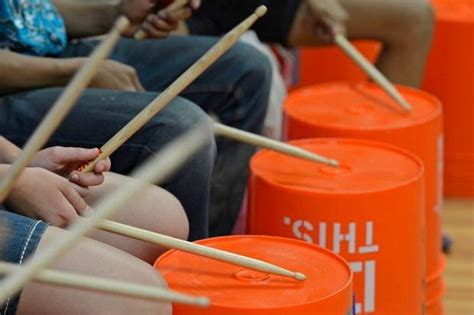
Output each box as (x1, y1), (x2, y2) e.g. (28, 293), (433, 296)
(221, 42), (272, 123)
(408, 1), (435, 39)
(389, 1), (435, 43)
(127, 265), (173, 315)
(149, 185), (190, 241)
(229, 42), (273, 91)
(152, 97), (216, 164)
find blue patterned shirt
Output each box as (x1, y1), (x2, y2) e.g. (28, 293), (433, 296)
(0, 0), (67, 56)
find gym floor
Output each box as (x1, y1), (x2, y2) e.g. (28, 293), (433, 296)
(443, 199), (474, 314)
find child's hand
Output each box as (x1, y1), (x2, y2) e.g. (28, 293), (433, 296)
(306, 0), (348, 42)
(7, 167), (93, 227)
(31, 146), (111, 187)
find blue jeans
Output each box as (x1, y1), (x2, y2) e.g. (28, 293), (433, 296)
(0, 209), (48, 315)
(0, 35), (271, 237)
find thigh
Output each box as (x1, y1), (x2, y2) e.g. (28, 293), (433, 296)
(289, 0), (430, 45)
(108, 37), (270, 114)
(17, 225), (171, 315)
(341, 0), (430, 40)
(85, 172), (188, 263)
(61, 37), (271, 129)
(0, 87), (203, 174)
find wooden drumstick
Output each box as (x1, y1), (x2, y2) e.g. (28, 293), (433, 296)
(0, 126), (209, 304)
(0, 16), (130, 203)
(213, 122), (339, 167)
(98, 220), (306, 281)
(334, 34), (412, 112)
(0, 262), (209, 307)
(81, 6), (268, 173)
(134, 0), (190, 40)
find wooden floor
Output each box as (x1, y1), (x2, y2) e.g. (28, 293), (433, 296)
(443, 199), (474, 315)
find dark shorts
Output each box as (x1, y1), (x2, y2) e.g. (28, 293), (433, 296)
(0, 209), (48, 315)
(187, 0), (302, 45)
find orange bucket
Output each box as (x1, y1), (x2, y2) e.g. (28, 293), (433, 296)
(295, 40), (381, 88)
(426, 299), (443, 315)
(423, 0), (474, 196)
(284, 81), (443, 280)
(427, 255), (446, 300)
(155, 235), (353, 315)
(426, 279), (446, 315)
(247, 139), (425, 315)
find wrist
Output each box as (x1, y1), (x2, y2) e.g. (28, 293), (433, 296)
(53, 58), (86, 85)
(0, 137), (22, 164)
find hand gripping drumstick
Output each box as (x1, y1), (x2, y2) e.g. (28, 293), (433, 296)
(0, 16), (130, 203)
(98, 220), (306, 281)
(81, 6), (268, 173)
(334, 34), (412, 112)
(0, 126), (210, 305)
(134, 0), (190, 40)
(0, 262), (209, 307)
(212, 122), (339, 167)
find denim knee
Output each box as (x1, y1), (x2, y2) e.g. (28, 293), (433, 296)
(148, 96), (216, 162)
(223, 42), (272, 131)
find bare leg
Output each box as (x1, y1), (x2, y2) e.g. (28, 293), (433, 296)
(86, 172), (189, 264)
(289, 0), (435, 87)
(17, 226), (171, 315)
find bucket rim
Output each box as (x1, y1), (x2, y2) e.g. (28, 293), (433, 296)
(250, 138), (425, 196)
(284, 81), (443, 132)
(155, 235), (354, 310)
(427, 255), (447, 282)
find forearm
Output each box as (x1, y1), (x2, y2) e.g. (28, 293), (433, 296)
(0, 137), (21, 164)
(52, 0), (122, 38)
(0, 50), (82, 93)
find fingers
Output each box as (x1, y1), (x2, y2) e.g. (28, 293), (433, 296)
(50, 193), (80, 227)
(141, 15), (173, 38)
(131, 74), (146, 92)
(160, 7), (192, 23)
(93, 158), (111, 173)
(50, 146), (100, 164)
(190, 0), (201, 10)
(61, 185), (93, 217)
(69, 170), (105, 187)
(155, 12), (179, 31)
(71, 182), (90, 198)
(123, 65), (145, 91)
(308, 0), (348, 38)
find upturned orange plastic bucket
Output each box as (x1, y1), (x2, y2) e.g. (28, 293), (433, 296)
(295, 40), (381, 88)
(423, 0), (474, 197)
(284, 82), (443, 280)
(247, 139), (425, 315)
(155, 235), (353, 315)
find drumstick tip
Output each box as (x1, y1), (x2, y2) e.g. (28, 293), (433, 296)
(255, 5), (268, 17)
(115, 16), (131, 33)
(294, 272), (306, 281)
(196, 297), (211, 308)
(329, 159), (339, 167)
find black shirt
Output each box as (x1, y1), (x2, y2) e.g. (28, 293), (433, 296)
(187, 0), (302, 45)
